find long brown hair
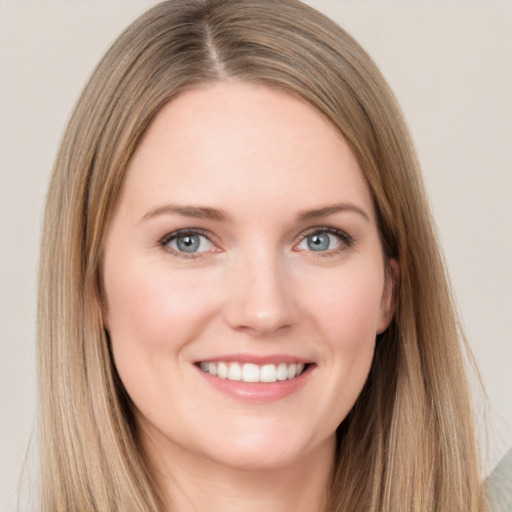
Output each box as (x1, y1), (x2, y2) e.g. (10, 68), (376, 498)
(38, 1), (486, 510)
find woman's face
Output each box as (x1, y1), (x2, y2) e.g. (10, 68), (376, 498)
(102, 82), (396, 472)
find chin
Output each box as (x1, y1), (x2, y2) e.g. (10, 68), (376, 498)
(197, 425), (334, 472)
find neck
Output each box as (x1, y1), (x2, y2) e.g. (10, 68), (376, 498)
(143, 432), (335, 512)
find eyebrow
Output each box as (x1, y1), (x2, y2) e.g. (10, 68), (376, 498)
(297, 203), (370, 222)
(141, 202), (370, 223)
(141, 205), (230, 223)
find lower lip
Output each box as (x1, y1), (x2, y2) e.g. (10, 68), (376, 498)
(196, 365), (313, 403)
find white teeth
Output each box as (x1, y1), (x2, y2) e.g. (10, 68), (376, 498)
(227, 362), (242, 381)
(199, 361), (307, 383)
(242, 363), (260, 383)
(217, 362), (228, 379)
(260, 364), (277, 382)
(276, 363), (288, 381)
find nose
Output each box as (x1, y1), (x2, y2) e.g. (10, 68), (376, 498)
(223, 249), (298, 336)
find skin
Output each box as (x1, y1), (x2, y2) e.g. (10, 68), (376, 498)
(102, 82), (397, 512)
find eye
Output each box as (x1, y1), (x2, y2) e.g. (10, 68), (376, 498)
(295, 228), (351, 253)
(160, 230), (217, 255)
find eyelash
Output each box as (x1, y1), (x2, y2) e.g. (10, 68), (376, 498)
(159, 228), (215, 260)
(296, 226), (354, 257)
(158, 226), (354, 259)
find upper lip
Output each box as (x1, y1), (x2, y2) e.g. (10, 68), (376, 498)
(195, 353), (313, 365)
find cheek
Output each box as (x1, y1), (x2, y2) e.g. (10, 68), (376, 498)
(106, 265), (214, 345)
(307, 264), (385, 344)
(298, 262), (384, 417)
(103, 263), (219, 396)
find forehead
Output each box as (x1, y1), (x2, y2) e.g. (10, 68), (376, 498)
(120, 81), (375, 221)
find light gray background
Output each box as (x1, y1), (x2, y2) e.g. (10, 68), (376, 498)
(1, 1), (511, 510)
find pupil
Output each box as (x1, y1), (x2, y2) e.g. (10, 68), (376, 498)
(177, 234), (200, 252)
(308, 233), (329, 251)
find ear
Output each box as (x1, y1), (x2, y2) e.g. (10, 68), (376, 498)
(376, 258), (399, 334)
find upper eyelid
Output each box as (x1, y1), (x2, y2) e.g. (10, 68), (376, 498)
(296, 225), (353, 242)
(160, 228), (214, 244)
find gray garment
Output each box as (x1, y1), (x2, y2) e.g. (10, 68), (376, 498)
(486, 449), (512, 512)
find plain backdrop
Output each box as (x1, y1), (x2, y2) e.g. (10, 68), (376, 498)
(1, 1), (511, 510)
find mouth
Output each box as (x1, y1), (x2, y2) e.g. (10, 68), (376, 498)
(197, 361), (309, 383)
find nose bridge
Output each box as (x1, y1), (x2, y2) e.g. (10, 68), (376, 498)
(224, 242), (296, 335)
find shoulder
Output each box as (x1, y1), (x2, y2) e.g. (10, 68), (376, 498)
(486, 449), (512, 512)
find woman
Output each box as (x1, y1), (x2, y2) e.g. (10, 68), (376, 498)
(37, 0), (488, 510)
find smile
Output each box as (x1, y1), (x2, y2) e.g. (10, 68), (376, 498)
(198, 361), (306, 383)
